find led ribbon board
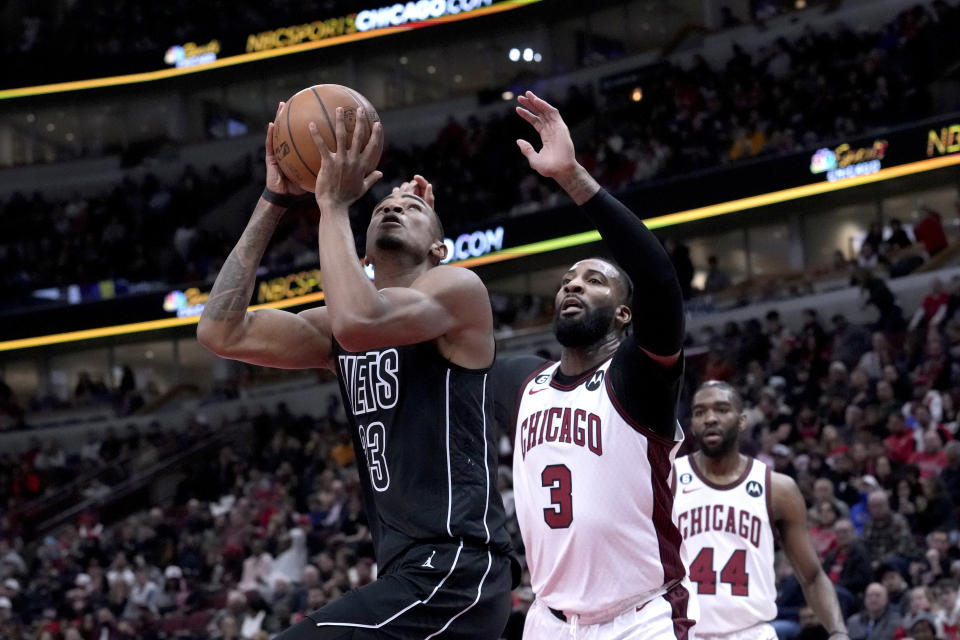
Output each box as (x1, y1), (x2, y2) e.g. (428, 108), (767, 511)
(0, 0), (542, 100)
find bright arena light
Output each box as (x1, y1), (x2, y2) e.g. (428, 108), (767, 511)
(522, 48), (534, 62)
(502, 91), (515, 100)
(508, 48), (520, 61)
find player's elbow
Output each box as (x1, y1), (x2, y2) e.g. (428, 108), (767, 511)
(196, 319), (235, 357)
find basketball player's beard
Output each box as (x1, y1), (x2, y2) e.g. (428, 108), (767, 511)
(698, 426), (740, 458)
(554, 304), (616, 347)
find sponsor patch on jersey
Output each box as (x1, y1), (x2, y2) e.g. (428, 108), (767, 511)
(585, 370), (604, 391)
(746, 479), (763, 497)
(679, 472), (693, 485)
(535, 374), (551, 385)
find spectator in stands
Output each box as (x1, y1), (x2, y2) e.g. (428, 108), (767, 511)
(858, 333), (899, 382)
(941, 441), (960, 507)
(810, 500), (840, 559)
(886, 219), (913, 250)
(862, 491), (914, 572)
(765, 309), (792, 355)
(704, 254), (733, 293)
(913, 206), (949, 256)
(824, 518), (873, 596)
(846, 582), (902, 640)
(912, 431), (949, 479)
(925, 530), (960, 584)
(831, 314), (873, 370)
(858, 273), (906, 334)
(880, 563), (911, 615)
(905, 612), (940, 640)
(899, 589), (939, 638)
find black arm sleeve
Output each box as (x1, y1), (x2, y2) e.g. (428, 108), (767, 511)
(580, 189), (685, 440)
(579, 188), (685, 355)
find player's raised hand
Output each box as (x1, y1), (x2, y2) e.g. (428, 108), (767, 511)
(265, 102), (309, 197)
(311, 106), (384, 210)
(392, 174), (436, 209)
(515, 91), (577, 180)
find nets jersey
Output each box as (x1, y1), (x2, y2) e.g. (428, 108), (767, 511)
(513, 358), (686, 617)
(333, 341), (511, 572)
(672, 456), (777, 634)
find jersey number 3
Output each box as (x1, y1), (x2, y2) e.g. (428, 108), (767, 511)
(689, 547), (749, 596)
(359, 422), (390, 492)
(541, 464), (572, 529)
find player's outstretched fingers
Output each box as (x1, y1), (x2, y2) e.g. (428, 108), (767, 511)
(516, 139), (537, 162)
(361, 123), (384, 170)
(266, 122), (276, 157)
(308, 122), (334, 163)
(353, 107), (372, 153)
(516, 105), (543, 131)
(524, 90), (558, 116)
(333, 107), (348, 154)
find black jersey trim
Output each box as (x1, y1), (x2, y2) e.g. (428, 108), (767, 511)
(603, 368), (681, 447)
(549, 359), (607, 390)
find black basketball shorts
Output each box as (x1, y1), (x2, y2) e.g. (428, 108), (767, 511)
(276, 539), (512, 639)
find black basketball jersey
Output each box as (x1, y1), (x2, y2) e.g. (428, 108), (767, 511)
(333, 340), (511, 571)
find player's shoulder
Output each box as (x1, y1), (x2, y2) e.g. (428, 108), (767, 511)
(415, 264), (487, 294)
(429, 263), (483, 281)
(768, 468), (805, 519)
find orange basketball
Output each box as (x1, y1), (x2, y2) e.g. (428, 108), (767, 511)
(272, 84), (382, 192)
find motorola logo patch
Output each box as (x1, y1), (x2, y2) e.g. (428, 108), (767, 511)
(585, 370), (604, 391)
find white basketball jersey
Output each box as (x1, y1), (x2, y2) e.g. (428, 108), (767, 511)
(672, 456), (777, 634)
(513, 359), (686, 618)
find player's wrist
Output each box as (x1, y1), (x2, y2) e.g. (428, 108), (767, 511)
(261, 187), (313, 208)
(828, 630), (849, 638)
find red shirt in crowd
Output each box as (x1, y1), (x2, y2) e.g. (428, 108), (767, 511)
(910, 449), (948, 478)
(913, 210), (948, 255)
(884, 431), (916, 465)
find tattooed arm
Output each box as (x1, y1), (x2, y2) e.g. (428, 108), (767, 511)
(196, 106), (334, 371)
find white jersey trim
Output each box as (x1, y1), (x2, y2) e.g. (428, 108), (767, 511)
(425, 549), (493, 639)
(481, 373), (491, 544)
(445, 368), (453, 537)
(313, 539), (464, 629)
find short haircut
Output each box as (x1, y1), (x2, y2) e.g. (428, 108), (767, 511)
(695, 380), (743, 411)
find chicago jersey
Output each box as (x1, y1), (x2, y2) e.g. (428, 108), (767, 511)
(672, 456), (777, 634)
(513, 357), (686, 619)
(333, 340), (511, 572)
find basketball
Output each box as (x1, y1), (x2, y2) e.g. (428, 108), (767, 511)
(272, 84), (382, 192)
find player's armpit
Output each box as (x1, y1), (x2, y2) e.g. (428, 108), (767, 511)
(198, 306), (334, 370)
(331, 266), (493, 367)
